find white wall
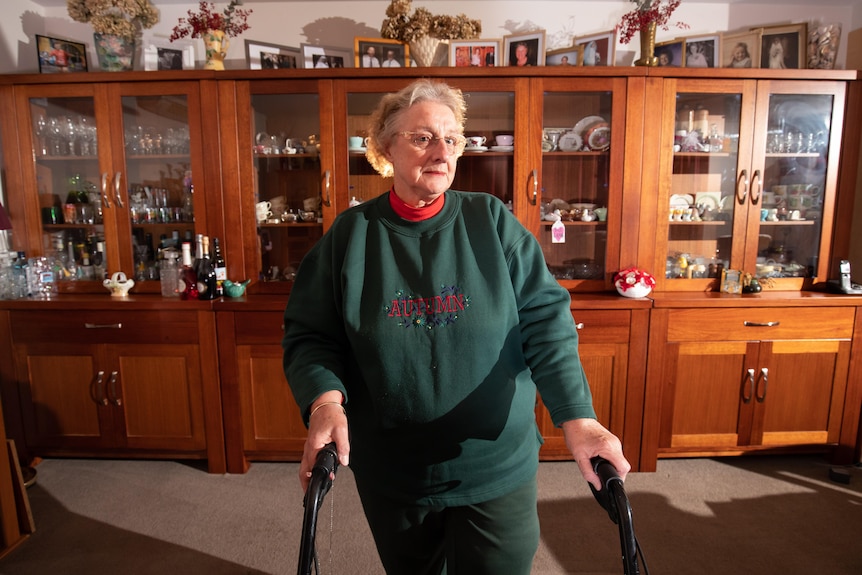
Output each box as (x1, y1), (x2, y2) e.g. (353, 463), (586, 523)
(1, 1), (856, 73)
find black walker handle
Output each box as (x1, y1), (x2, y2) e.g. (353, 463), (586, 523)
(589, 457), (640, 575)
(297, 443), (340, 575)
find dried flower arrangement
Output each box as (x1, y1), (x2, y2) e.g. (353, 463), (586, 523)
(170, 0), (252, 41)
(380, 0), (481, 43)
(616, 0), (688, 44)
(67, 0), (159, 40)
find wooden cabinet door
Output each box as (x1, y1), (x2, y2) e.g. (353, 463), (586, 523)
(657, 339), (759, 454)
(753, 339), (850, 447)
(236, 344), (306, 456)
(536, 309), (633, 459)
(106, 343), (207, 451)
(13, 342), (113, 450)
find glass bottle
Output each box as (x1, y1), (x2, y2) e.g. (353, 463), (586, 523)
(178, 241), (198, 300)
(159, 247), (180, 298)
(196, 235), (217, 301)
(212, 237), (226, 297)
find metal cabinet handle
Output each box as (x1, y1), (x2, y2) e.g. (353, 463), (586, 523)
(113, 172), (125, 208)
(750, 170), (762, 204)
(575, 322), (584, 330)
(107, 371), (122, 406)
(743, 321), (780, 327)
(743, 368), (754, 404)
(527, 169), (538, 205)
(322, 170), (331, 207)
(756, 367), (768, 402)
(94, 370), (108, 406)
(100, 172), (113, 208)
(85, 323), (123, 329)
(736, 169), (749, 203)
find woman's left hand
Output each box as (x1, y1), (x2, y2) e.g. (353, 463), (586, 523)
(561, 418), (631, 490)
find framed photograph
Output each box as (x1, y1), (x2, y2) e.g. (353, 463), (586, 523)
(354, 37), (408, 68)
(683, 34), (720, 68)
(449, 39), (500, 67)
(756, 24), (807, 70)
(807, 23), (841, 70)
(721, 30), (761, 69)
(545, 44), (583, 67)
(245, 40), (300, 70)
(300, 43), (352, 69)
(574, 31), (616, 66)
(503, 31), (546, 67)
(143, 43), (194, 71)
(36, 35), (87, 73)
(655, 38), (685, 67)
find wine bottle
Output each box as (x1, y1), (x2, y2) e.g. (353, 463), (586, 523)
(196, 236), (217, 300)
(212, 237), (226, 297)
(178, 241), (199, 300)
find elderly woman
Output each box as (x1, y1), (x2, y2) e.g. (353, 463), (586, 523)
(282, 79), (629, 574)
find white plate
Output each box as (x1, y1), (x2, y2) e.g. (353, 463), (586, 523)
(571, 203), (596, 210)
(670, 194), (694, 208)
(490, 145), (514, 152)
(349, 146), (367, 152)
(465, 145), (488, 152)
(558, 131), (583, 152)
(573, 115), (606, 137)
(694, 191), (721, 210)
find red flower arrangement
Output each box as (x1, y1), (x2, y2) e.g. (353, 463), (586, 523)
(170, 0), (252, 41)
(613, 266), (656, 297)
(616, 0), (688, 44)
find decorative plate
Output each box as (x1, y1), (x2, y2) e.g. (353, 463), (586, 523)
(573, 115), (606, 137)
(558, 131), (583, 152)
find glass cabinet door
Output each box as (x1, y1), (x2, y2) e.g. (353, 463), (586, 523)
(120, 94), (196, 286)
(536, 78), (627, 290)
(249, 90), (323, 287)
(27, 90), (107, 287)
(751, 88), (838, 285)
(665, 88), (747, 286)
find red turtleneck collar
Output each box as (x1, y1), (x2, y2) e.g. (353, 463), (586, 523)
(388, 188), (445, 221)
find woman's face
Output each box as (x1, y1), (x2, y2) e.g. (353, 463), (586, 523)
(385, 101), (461, 207)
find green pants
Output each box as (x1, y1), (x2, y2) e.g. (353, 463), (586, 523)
(357, 477), (540, 575)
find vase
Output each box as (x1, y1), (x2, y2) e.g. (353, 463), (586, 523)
(409, 36), (446, 67)
(633, 21), (659, 67)
(93, 33), (135, 72)
(202, 29), (229, 71)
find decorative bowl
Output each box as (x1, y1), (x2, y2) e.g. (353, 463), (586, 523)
(615, 281), (652, 298)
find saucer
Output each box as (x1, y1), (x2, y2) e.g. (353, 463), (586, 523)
(349, 146), (367, 152)
(465, 145), (488, 152)
(490, 145), (514, 152)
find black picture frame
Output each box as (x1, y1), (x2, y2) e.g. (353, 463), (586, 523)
(245, 39), (301, 70)
(36, 34), (88, 73)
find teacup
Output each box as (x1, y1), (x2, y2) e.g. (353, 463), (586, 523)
(349, 136), (368, 149)
(466, 135), (486, 148)
(495, 134), (514, 147)
(255, 201), (272, 221)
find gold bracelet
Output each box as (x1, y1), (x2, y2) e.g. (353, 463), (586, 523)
(309, 401), (346, 419)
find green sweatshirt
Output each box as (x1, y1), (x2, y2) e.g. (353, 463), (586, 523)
(283, 191), (595, 505)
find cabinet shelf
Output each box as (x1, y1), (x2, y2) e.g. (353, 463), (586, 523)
(668, 220), (727, 226)
(36, 154), (98, 162)
(760, 219), (815, 226)
(540, 220), (606, 226)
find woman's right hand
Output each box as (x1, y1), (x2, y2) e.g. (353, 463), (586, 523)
(299, 393), (350, 491)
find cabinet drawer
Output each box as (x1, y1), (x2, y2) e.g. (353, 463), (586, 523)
(571, 310), (630, 344)
(10, 310), (200, 345)
(233, 311), (285, 344)
(665, 307), (854, 342)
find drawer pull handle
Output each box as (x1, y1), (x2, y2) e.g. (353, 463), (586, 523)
(528, 169), (538, 205)
(756, 367), (769, 402)
(85, 323), (123, 329)
(322, 170), (331, 207)
(113, 172), (125, 208)
(94, 370), (108, 406)
(107, 371), (122, 406)
(743, 321), (780, 327)
(750, 170), (762, 204)
(575, 322), (584, 330)
(743, 368), (754, 404)
(100, 172), (113, 209)
(736, 169), (749, 203)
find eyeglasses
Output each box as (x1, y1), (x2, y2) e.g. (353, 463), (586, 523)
(398, 131), (467, 153)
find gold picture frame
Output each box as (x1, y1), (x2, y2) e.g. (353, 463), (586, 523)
(354, 37), (409, 68)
